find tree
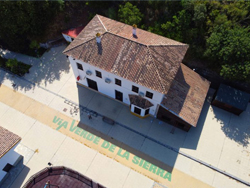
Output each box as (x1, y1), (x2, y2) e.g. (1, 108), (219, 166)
(204, 25), (250, 81)
(118, 2), (143, 25)
(0, 1), (64, 52)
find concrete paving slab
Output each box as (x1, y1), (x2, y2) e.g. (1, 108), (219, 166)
(122, 169), (154, 188)
(0, 101), (10, 118)
(116, 106), (154, 135)
(87, 92), (124, 120)
(0, 104), (36, 138)
(108, 125), (146, 150)
(50, 137), (98, 174)
(140, 139), (177, 168)
(57, 74), (79, 102)
(77, 85), (97, 107)
(148, 118), (187, 149)
(85, 152), (131, 188)
(212, 172), (240, 188)
(20, 121), (66, 153)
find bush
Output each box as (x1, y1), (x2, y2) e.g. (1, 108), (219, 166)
(6, 58), (19, 74)
(0, 58), (31, 76)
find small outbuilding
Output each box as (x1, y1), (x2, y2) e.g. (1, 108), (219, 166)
(62, 26), (84, 43)
(212, 84), (250, 115)
(0, 126), (21, 185)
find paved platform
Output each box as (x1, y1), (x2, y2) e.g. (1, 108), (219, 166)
(0, 45), (250, 188)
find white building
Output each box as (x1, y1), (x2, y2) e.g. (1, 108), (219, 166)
(63, 15), (210, 131)
(0, 126), (21, 185)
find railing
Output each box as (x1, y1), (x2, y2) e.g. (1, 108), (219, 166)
(22, 166), (105, 188)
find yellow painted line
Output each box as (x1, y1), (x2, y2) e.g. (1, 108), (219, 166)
(0, 85), (214, 188)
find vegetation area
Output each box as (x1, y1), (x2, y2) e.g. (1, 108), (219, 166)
(0, 1), (249, 82)
(0, 56), (31, 76)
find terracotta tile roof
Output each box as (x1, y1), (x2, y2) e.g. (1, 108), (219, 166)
(63, 15), (188, 94)
(0, 126), (21, 159)
(129, 95), (154, 109)
(98, 15), (185, 45)
(161, 64), (210, 127)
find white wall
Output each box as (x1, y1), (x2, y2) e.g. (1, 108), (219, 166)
(62, 34), (73, 43)
(0, 142), (21, 181)
(69, 57), (164, 116)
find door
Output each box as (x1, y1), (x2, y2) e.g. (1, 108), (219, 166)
(87, 78), (98, 91)
(115, 90), (123, 102)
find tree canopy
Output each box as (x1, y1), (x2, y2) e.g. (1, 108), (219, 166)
(0, 1), (63, 52)
(118, 2), (143, 26)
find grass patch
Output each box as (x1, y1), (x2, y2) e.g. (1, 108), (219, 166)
(0, 56), (31, 76)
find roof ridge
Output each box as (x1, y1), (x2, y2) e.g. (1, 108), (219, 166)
(107, 32), (148, 46)
(63, 34), (105, 54)
(97, 15), (107, 31)
(149, 44), (188, 47)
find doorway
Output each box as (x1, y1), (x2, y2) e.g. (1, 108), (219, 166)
(115, 90), (123, 102)
(87, 78), (98, 91)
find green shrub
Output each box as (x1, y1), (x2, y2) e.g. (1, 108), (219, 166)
(6, 58), (19, 74)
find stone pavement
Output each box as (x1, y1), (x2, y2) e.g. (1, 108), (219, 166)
(0, 45), (250, 188)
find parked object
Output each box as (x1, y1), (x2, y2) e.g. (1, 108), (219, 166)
(212, 84), (250, 115)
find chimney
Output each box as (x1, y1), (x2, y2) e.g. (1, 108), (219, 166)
(132, 24), (137, 36)
(96, 33), (101, 43)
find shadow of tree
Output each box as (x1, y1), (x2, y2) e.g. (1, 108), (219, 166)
(0, 45), (71, 92)
(212, 105), (250, 147)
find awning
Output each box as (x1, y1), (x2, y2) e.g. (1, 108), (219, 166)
(129, 95), (153, 109)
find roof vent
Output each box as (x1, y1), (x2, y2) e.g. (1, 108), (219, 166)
(96, 33), (101, 43)
(86, 70), (92, 76)
(105, 78), (111, 84)
(132, 24), (137, 36)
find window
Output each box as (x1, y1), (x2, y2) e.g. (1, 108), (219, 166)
(95, 70), (102, 78)
(76, 63), (83, 71)
(145, 108), (149, 115)
(146, 91), (153, 99)
(132, 85), (139, 93)
(115, 78), (121, 86)
(134, 107), (141, 115)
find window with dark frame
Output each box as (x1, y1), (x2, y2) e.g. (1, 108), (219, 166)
(134, 107), (141, 115)
(115, 78), (121, 86)
(76, 63), (83, 71)
(132, 85), (139, 93)
(95, 70), (102, 78)
(146, 91), (153, 99)
(145, 108), (150, 115)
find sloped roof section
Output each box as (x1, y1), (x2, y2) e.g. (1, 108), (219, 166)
(129, 95), (154, 109)
(63, 15), (189, 94)
(0, 126), (21, 159)
(64, 15), (106, 53)
(161, 64), (210, 127)
(98, 15), (185, 46)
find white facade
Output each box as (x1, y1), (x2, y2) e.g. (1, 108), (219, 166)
(62, 34), (73, 43)
(0, 142), (21, 182)
(69, 57), (164, 117)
